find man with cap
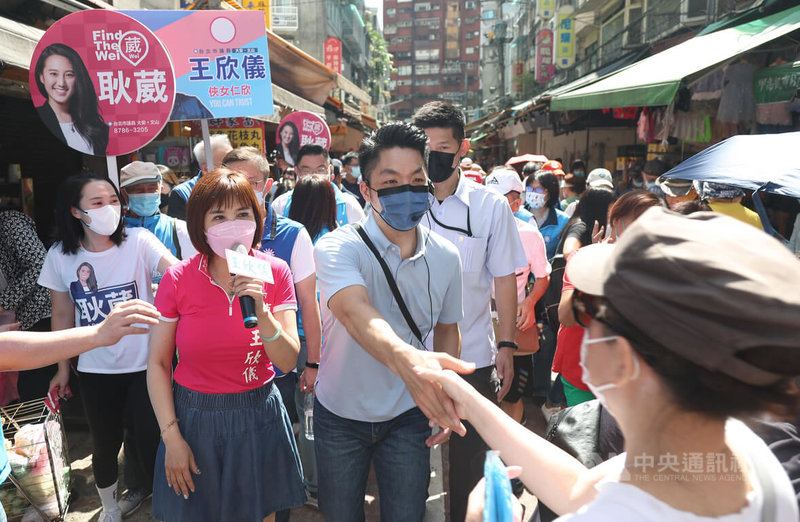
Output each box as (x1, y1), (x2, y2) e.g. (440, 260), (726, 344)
(562, 168), (615, 216)
(484, 169), (551, 425)
(120, 161), (196, 262)
(656, 176), (698, 209)
(702, 181), (763, 230)
(414, 206), (800, 521)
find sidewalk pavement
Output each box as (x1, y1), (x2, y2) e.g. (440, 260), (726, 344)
(59, 396), (547, 521)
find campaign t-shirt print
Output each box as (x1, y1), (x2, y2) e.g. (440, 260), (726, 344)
(69, 261), (139, 326)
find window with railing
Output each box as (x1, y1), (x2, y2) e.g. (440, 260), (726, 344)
(644, 0), (680, 42)
(271, 4), (298, 31)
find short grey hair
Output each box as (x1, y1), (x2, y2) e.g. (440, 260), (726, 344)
(193, 134), (232, 166)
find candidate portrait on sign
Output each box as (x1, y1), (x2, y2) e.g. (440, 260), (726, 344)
(34, 43), (109, 156)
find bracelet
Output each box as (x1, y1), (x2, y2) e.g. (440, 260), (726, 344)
(259, 324), (283, 343)
(160, 418), (179, 436)
(498, 341), (519, 350)
(305, 362), (319, 369)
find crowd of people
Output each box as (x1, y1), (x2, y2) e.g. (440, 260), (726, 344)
(0, 100), (798, 522)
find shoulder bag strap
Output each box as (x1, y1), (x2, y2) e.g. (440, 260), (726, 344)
(171, 217), (182, 260)
(353, 223), (423, 343)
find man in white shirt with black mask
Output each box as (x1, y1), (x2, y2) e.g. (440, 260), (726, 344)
(413, 101), (527, 521)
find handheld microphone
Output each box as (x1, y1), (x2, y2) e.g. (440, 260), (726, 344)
(232, 243), (259, 328)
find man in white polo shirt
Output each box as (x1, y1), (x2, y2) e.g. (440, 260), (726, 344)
(313, 122), (472, 522)
(413, 101), (527, 521)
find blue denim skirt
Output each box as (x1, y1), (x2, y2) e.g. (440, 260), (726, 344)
(152, 381), (305, 521)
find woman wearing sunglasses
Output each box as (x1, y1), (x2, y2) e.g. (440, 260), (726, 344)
(417, 207), (800, 521)
(553, 190), (662, 407)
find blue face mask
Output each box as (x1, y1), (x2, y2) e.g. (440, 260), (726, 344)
(351, 166), (361, 179)
(372, 184), (434, 231)
(127, 192), (161, 217)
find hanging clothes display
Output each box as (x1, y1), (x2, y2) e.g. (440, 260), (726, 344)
(716, 62), (759, 128)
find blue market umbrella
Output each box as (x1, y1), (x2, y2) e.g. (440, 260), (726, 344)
(662, 132), (800, 199)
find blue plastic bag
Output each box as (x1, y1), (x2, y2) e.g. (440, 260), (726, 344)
(483, 450), (514, 521)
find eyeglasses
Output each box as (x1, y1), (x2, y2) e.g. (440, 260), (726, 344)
(526, 186), (545, 194)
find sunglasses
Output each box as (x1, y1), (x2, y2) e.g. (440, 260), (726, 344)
(572, 290), (599, 328)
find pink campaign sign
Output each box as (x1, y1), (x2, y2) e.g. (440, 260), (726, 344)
(536, 29), (555, 84)
(30, 10), (175, 157)
(275, 111), (331, 167)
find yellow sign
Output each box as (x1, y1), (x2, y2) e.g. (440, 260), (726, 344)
(555, 5), (575, 70)
(214, 127), (265, 152)
(538, 0), (555, 20)
(244, 0), (271, 30)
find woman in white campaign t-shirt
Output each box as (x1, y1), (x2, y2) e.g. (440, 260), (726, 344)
(38, 173), (177, 521)
(414, 208), (800, 522)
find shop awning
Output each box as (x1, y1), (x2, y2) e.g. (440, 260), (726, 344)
(271, 84), (326, 116)
(0, 16), (43, 71)
(550, 4), (800, 111)
(267, 29), (338, 106)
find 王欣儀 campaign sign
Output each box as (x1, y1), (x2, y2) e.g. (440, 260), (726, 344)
(29, 10), (175, 157)
(123, 10), (273, 121)
(275, 111), (331, 167)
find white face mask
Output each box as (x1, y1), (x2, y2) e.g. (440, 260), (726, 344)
(579, 332), (640, 409)
(255, 189), (266, 207)
(80, 204), (121, 236)
(526, 191), (547, 209)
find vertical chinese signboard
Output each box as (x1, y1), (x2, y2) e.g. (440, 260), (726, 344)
(555, 5), (575, 70)
(29, 10), (176, 156)
(537, 0), (555, 20)
(536, 29), (554, 83)
(124, 10), (273, 121)
(243, 0), (271, 30)
(324, 37), (343, 74)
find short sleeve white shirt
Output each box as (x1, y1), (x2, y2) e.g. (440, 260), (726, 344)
(38, 228), (168, 373)
(558, 419), (798, 522)
(423, 174), (527, 367)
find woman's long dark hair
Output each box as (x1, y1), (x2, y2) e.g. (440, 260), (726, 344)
(278, 121), (300, 164)
(288, 176), (337, 242)
(35, 44), (107, 154)
(56, 172), (125, 255)
(76, 262), (98, 291)
(559, 187), (615, 246)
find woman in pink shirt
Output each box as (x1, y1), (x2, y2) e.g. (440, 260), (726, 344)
(147, 169), (304, 521)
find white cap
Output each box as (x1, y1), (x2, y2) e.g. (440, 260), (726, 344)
(586, 168), (614, 190)
(484, 169), (524, 195)
(120, 161), (161, 188)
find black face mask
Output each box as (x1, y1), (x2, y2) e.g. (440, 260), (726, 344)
(427, 150), (458, 183)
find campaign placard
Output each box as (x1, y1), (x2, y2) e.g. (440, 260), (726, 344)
(123, 10), (273, 121)
(275, 111), (331, 167)
(30, 10), (176, 156)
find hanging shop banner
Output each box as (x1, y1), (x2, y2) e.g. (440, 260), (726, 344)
(324, 37), (343, 74)
(555, 5), (575, 70)
(275, 111), (332, 167)
(754, 61), (800, 104)
(536, 30), (555, 83)
(243, 0), (271, 30)
(209, 117), (267, 151)
(29, 10), (176, 157)
(538, 0), (555, 20)
(123, 10), (273, 121)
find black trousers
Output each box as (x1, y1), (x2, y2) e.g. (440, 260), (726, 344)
(79, 370), (159, 490)
(448, 365), (500, 522)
